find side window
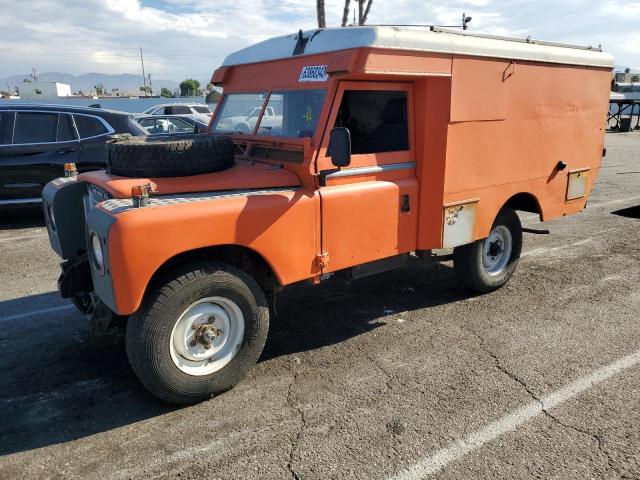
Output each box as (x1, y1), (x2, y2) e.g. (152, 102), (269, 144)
(13, 112), (58, 144)
(334, 90), (409, 154)
(74, 115), (108, 139)
(139, 118), (163, 134)
(166, 118), (194, 133)
(171, 105), (191, 115)
(57, 114), (76, 142)
(0, 112), (12, 145)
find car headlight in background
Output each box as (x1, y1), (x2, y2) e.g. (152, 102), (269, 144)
(90, 232), (105, 274)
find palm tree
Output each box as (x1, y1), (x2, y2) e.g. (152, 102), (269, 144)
(341, 0), (351, 26)
(317, 0), (326, 28)
(358, 0), (373, 25)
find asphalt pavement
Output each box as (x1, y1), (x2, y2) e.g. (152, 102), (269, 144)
(0, 132), (639, 480)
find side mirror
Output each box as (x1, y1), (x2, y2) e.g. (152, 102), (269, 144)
(329, 127), (351, 168)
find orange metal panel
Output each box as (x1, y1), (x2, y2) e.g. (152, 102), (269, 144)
(450, 58), (511, 121)
(362, 50), (452, 76)
(320, 178), (418, 272)
(105, 189), (319, 315)
(443, 60), (611, 239)
(415, 77), (451, 249)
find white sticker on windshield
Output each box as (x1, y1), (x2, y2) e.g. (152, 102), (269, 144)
(299, 65), (328, 82)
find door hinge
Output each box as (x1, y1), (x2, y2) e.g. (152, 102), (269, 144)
(316, 251), (330, 269)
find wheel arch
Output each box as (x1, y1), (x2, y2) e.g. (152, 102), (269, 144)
(145, 244), (282, 301)
(501, 192), (543, 221)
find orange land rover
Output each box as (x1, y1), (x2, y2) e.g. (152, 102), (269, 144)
(43, 26), (613, 404)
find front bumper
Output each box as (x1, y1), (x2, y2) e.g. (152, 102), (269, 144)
(44, 176), (119, 314)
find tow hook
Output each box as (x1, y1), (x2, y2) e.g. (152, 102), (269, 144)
(190, 316), (223, 349)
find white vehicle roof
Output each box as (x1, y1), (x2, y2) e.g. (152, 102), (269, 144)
(222, 26), (614, 69)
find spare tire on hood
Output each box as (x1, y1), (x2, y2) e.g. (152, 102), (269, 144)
(105, 133), (235, 178)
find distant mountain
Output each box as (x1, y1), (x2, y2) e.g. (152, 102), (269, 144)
(0, 72), (183, 95)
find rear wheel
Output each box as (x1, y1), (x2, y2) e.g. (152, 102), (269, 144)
(453, 208), (522, 293)
(125, 262), (269, 404)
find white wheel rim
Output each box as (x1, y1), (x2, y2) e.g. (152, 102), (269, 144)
(482, 225), (513, 275)
(169, 297), (245, 376)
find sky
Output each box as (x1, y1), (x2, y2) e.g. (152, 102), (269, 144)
(0, 0), (638, 83)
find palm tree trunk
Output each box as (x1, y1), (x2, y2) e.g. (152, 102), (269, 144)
(317, 0), (326, 28)
(361, 0), (373, 25)
(341, 0), (351, 26)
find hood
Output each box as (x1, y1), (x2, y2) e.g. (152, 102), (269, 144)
(79, 159), (301, 199)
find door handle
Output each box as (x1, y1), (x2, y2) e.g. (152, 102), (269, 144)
(56, 148), (77, 154)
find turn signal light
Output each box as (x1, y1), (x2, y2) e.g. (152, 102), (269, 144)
(132, 184), (151, 207)
(64, 162), (77, 178)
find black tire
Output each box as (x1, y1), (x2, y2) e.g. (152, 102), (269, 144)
(125, 262), (269, 405)
(453, 208), (522, 293)
(106, 133), (234, 178)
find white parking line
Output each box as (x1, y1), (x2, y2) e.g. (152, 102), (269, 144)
(389, 347), (640, 479)
(0, 304), (74, 323)
(521, 238), (594, 257)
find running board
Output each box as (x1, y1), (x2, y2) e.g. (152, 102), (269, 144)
(343, 253), (409, 280)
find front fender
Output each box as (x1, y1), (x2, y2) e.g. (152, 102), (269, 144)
(90, 188), (319, 315)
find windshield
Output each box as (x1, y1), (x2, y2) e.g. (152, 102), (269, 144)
(212, 89), (326, 138)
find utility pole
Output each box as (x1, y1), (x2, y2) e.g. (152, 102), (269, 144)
(147, 73), (152, 96)
(139, 46), (147, 96)
(31, 68), (38, 83)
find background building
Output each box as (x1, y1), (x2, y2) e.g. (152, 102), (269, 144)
(19, 82), (72, 99)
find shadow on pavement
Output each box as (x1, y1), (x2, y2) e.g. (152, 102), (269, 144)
(612, 205), (640, 219)
(0, 208), (45, 231)
(0, 258), (471, 456)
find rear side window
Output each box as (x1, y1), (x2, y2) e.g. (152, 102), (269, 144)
(193, 106), (210, 114)
(334, 90), (409, 154)
(57, 114), (76, 142)
(170, 105), (191, 114)
(74, 115), (108, 138)
(13, 112), (58, 144)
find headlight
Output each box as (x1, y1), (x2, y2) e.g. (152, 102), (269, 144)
(90, 232), (105, 274)
(46, 203), (56, 231)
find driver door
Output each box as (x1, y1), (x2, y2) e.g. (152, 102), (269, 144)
(316, 82), (419, 273)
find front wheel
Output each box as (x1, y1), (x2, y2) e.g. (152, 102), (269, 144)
(453, 208), (522, 293)
(126, 262), (269, 404)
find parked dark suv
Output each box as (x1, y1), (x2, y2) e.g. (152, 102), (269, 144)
(0, 104), (146, 207)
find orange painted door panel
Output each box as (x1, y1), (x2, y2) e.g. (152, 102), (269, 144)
(318, 81), (419, 273)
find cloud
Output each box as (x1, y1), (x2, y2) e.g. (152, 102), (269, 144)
(0, 0), (638, 83)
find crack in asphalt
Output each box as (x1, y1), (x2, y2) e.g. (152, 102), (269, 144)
(460, 324), (629, 480)
(286, 366), (305, 480)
